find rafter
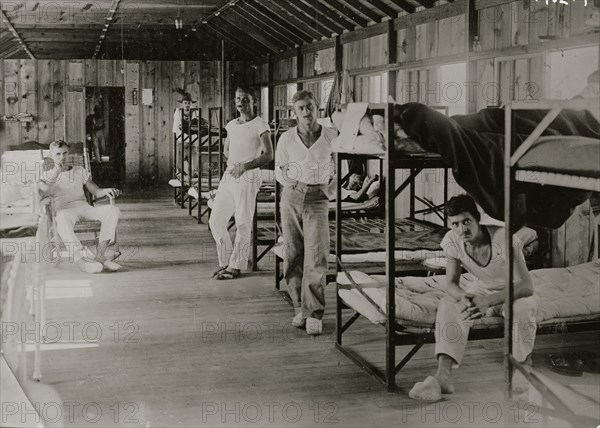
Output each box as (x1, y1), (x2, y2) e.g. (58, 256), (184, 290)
(227, 7), (296, 49)
(237, 1), (309, 46)
(269, 0), (332, 38)
(0, 8), (34, 58)
(248, 0), (322, 42)
(92, 0), (122, 59)
(296, 0), (350, 33)
(320, 0), (368, 28)
(218, 11), (285, 52)
(387, 0), (417, 13)
(211, 16), (274, 54)
(369, 0), (400, 18)
(341, 0), (383, 23)
(414, 0), (435, 8)
(204, 21), (264, 58)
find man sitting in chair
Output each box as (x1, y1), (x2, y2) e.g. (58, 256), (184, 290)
(409, 194), (538, 401)
(39, 140), (122, 274)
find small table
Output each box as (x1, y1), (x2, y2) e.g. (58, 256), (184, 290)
(422, 258), (447, 276)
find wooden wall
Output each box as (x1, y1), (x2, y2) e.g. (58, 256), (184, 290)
(0, 59), (246, 183)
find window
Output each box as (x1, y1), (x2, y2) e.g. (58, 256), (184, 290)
(354, 72), (388, 103)
(438, 63), (467, 116)
(261, 86), (269, 123)
(548, 46), (599, 100)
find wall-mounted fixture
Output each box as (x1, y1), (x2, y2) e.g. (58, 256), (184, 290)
(131, 88), (138, 105)
(175, 18), (183, 29)
(314, 53), (322, 75)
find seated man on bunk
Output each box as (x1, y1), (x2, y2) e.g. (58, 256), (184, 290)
(173, 91), (199, 179)
(409, 194), (538, 402)
(339, 173), (379, 203)
(39, 140), (122, 274)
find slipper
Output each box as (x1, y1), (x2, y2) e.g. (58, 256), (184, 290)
(215, 270), (241, 280)
(546, 353), (583, 377)
(212, 266), (228, 278)
(408, 376), (442, 402)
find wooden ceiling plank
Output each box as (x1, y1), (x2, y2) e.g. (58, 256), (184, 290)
(295, 0), (351, 33)
(387, 0), (417, 13)
(204, 21), (264, 58)
(227, 7), (296, 49)
(247, 0), (320, 42)
(238, 1), (310, 45)
(369, 0), (401, 18)
(0, 8), (34, 58)
(270, 0), (332, 38)
(214, 14), (281, 53)
(341, 0), (383, 23)
(320, 0), (367, 28)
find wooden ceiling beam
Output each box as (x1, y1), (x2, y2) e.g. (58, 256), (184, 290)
(369, 0), (401, 18)
(387, 0), (417, 13)
(226, 7), (296, 49)
(414, 0), (435, 8)
(213, 14), (280, 53)
(319, 0), (367, 28)
(246, 0), (321, 42)
(92, 0), (123, 59)
(341, 0), (383, 23)
(3, 46), (26, 58)
(204, 20), (266, 58)
(295, 0), (350, 33)
(269, 0), (332, 38)
(0, 8), (34, 58)
(237, 1), (310, 45)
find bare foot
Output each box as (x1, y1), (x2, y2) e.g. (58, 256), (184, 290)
(434, 375), (455, 394)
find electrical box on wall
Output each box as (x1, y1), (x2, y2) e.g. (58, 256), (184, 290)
(142, 89), (153, 106)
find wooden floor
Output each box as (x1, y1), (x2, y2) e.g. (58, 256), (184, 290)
(14, 187), (600, 427)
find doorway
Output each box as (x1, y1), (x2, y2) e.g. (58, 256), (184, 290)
(85, 87), (125, 187)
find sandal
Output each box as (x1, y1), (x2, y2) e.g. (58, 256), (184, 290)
(215, 269), (241, 280)
(546, 353), (583, 377)
(212, 266), (228, 278)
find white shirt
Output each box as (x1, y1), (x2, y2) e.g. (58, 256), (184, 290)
(44, 166), (90, 211)
(225, 116), (270, 168)
(441, 225), (526, 295)
(275, 126), (337, 186)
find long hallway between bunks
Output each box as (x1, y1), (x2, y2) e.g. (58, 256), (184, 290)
(10, 187), (599, 428)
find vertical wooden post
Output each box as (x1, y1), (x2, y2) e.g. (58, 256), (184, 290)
(296, 47), (304, 90)
(466, 0), (479, 113)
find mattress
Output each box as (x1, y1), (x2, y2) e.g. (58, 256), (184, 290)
(338, 260), (600, 328)
(256, 196), (380, 215)
(516, 136), (600, 178)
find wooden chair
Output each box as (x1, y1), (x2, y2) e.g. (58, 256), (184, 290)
(42, 142), (121, 261)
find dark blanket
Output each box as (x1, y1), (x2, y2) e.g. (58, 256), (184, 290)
(394, 103), (600, 229)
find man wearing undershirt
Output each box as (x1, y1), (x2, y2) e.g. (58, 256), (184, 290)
(209, 87), (273, 280)
(275, 90), (337, 335)
(410, 194), (539, 401)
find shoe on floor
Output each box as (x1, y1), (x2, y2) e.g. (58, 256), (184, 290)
(77, 259), (103, 274)
(291, 312), (306, 329)
(305, 317), (322, 335)
(409, 376), (442, 402)
(545, 353), (583, 377)
(103, 260), (122, 272)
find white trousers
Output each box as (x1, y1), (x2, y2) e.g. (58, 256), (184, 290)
(435, 294), (539, 366)
(209, 170), (261, 270)
(55, 201), (120, 261)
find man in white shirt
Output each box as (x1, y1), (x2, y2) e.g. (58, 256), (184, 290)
(209, 87), (273, 280)
(275, 90), (337, 335)
(409, 194), (538, 401)
(172, 92), (199, 178)
(39, 140), (122, 274)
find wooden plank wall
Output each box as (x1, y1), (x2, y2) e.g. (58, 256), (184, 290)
(0, 59), (245, 183)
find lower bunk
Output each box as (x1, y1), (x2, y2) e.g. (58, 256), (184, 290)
(335, 260), (600, 390)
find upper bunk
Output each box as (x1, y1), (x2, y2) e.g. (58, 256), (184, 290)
(332, 102), (447, 170)
(506, 99), (600, 193)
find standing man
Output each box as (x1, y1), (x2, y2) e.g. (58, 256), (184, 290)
(275, 90), (337, 335)
(39, 140), (122, 274)
(409, 194), (538, 401)
(209, 87), (273, 280)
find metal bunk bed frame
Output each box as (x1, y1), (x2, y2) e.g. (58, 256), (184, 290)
(172, 107), (200, 208)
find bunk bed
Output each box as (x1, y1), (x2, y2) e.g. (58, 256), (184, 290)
(503, 99), (600, 427)
(186, 107), (226, 223)
(334, 100), (600, 399)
